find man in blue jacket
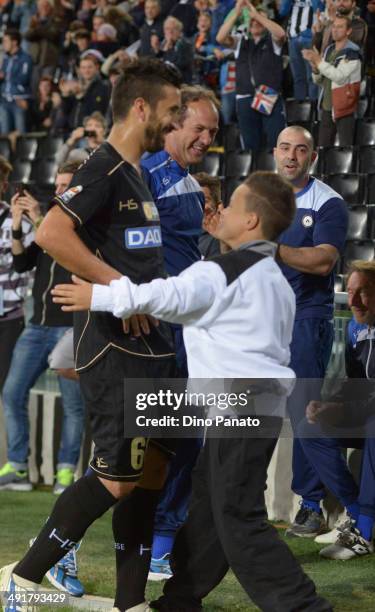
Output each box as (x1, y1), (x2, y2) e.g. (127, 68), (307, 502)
(0, 29), (33, 134)
(304, 260), (375, 559)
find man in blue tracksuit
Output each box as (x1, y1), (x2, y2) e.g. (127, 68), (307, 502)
(273, 125), (349, 537)
(141, 84), (220, 578)
(303, 260), (375, 559)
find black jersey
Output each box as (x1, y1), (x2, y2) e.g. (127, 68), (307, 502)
(54, 141), (175, 371)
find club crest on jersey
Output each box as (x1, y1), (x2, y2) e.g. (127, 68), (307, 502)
(59, 185), (83, 204)
(142, 201), (159, 221)
(302, 214), (313, 228)
(125, 226), (162, 249)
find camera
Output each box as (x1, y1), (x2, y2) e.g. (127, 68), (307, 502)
(84, 130), (96, 138)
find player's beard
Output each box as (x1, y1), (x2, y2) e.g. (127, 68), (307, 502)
(144, 116), (172, 153)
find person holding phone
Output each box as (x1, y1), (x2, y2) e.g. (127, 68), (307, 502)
(56, 111), (107, 166)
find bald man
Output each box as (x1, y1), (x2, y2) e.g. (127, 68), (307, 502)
(273, 126), (350, 537)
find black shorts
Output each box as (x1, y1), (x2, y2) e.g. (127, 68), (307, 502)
(79, 348), (177, 481)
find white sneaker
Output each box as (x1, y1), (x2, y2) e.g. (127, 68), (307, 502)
(319, 526), (374, 560)
(0, 562), (39, 611)
(315, 516), (353, 544)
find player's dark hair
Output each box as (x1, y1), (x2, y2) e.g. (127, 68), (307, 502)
(243, 171), (296, 240)
(111, 58), (182, 122)
(4, 29), (21, 46)
(193, 172), (221, 208)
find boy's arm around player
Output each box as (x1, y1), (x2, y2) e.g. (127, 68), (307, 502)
(53, 259), (224, 326)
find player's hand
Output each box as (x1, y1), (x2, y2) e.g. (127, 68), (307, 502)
(122, 314), (159, 336)
(52, 275), (93, 311)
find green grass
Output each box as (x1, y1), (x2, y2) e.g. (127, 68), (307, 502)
(1, 491), (375, 611)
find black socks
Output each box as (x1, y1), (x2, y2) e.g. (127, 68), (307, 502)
(15, 473), (116, 583)
(113, 487), (160, 611)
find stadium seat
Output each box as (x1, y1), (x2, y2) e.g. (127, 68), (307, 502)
(192, 153), (222, 177)
(368, 174), (375, 204)
(223, 177), (242, 204)
(222, 124), (241, 152)
(355, 119), (375, 146)
(225, 151), (252, 178)
(285, 99), (313, 124)
(37, 137), (64, 159)
(10, 160), (32, 183)
(30, 159), (58, 185)
(357, 98), (368, 118)
(359, 146), (375, 173)
(334, 274), (345, 292)
(325, 173), (366, 205)
(342, 240), (375, 272)
(252, 150), (275, 171)
(319, 146), (356, 174)
(15, 136), (38, 161)
(347, 206), (368, 240)
(0, 137), (11, 160)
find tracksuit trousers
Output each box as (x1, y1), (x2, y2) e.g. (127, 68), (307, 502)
(157, 418), (332, 612)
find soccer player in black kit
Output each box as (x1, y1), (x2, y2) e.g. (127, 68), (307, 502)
(0, 60), (182, 612)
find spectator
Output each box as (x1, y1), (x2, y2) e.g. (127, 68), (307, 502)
(193, 12), (221, 87)
(151, 16), (194, 83)
(29, 76), (54, 132)
(279, 0), (324, 101)
(25, 0), (62, 74)
(0, 0), (18, 44)
(104, 6), (139, 48)
(313, 0), (368, 53)
(0, 156), (34, 391)
(56, 110), (107, 165)
(138, 0), (164, 57)
(170, 0), (198, 37)
(303, 15), (362, 146)
(60, 54), (110, 130)
(0, 161), (85, 497)
(92, 23), (120, 57)
(0, 29), (33, 135)
(217, 0), (286, 152)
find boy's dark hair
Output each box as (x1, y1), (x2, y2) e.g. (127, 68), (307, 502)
(243, 171), (296, 240)
(74, 29), (91, 40)
(179, 85), (220, 124)
(111, 58), (182, 122)
(58, 160), (82, 175)
(0, 155), (12, 184)
(4, 29), (21, 46)
(193, 173), (221, 208)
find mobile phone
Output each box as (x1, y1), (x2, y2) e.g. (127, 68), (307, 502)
(16, 183), (26, 197)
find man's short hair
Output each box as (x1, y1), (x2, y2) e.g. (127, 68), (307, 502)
(243, 171), (296, 241)
(58, 160), (82, 175)
(179, 85), (220, 124)
(83, 111), (107, 130)
(347, 261), (375, 284)
(111, 58), (182, 123)
(74, 29), (91, 40)
(0, 155), (12, 184)
(277, 125), (315, 151)
(164, 16), (183, 32)
(193, 173), (221, 207)
(334, 14), (352, 29)
(4, 29), (21, 46)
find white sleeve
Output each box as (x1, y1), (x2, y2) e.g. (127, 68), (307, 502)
(91, 261), (225, 325)
(317, 59), (360, 86)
